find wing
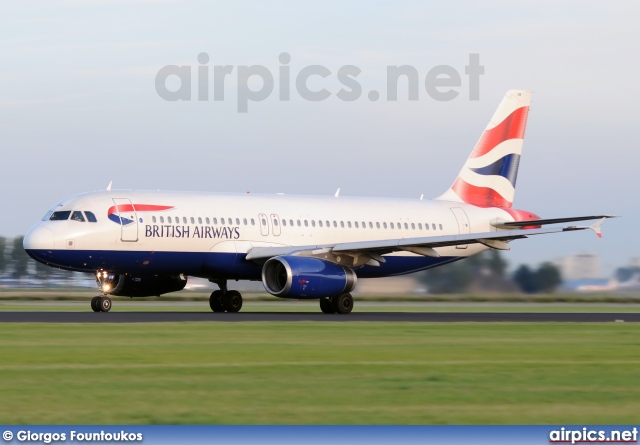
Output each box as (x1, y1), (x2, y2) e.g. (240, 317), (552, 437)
(245, 216), (613, 266)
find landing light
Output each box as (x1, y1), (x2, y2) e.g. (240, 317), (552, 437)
(102, 284), (111, 292)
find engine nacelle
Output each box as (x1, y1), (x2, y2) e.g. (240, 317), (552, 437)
(262, 256), (357, 299)
(106, 274), (187, 297)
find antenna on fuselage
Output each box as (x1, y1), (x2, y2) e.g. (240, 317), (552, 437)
(106, 181), (112, 191)
(334, 188), (340, 197)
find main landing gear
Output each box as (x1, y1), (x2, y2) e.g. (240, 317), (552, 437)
(92, 270), (113, 313)
(319, 293), (354, 315)
(209, 280), (243, 313)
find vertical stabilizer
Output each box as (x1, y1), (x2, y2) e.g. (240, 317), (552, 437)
(436, 90), (531, 208)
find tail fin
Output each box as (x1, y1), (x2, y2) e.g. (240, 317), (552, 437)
(437, 90), (532, 208)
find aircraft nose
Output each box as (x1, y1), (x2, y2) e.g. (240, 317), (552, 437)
(23, 226), (55, 251)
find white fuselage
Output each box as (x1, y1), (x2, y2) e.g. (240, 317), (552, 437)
(24, 190), (516, 281)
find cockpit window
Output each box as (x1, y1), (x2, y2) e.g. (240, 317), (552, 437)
(42, 211), (54, 221)
(71, 211), (85, 222)
(85, 211), (97, 223)
(49, 211), (71, 221)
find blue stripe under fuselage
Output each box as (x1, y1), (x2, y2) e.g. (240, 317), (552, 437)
(25, 249), (462, 280)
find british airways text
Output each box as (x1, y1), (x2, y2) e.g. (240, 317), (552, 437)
(144, 225), (240, 239)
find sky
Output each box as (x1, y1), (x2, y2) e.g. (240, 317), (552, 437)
(1, 0), (638, 275)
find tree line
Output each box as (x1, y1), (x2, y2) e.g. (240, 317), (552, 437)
(0, 236), (56, 279)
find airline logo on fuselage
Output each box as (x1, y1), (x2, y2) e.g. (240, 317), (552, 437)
(107, 204), (174, 225)
(145, 224), (240, 239)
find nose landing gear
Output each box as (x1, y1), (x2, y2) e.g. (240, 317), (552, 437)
(92, 270), (114, 313)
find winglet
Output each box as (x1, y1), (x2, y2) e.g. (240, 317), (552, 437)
(590, 217), (606, 238)
(106, 181), (112, 191)
(334, 188), (340, 197)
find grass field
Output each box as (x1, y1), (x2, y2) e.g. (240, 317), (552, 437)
(0, 322), (638, 424)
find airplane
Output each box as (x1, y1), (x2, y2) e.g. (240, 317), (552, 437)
(23, 90), (613, 314)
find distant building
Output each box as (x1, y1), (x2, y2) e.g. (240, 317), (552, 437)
(556, 253), (601, 281)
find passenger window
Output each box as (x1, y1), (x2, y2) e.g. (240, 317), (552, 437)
(404, 223), (408, 229)
(311, 220), (315, 227)
(274, 219), (279, 226)
(243, 218), (247, 225)
(198, 217), (203, 224)
(213, 218), (218, 225)
(390, 222), (394, 229)
(333, 221), (337, 228)
(368, 222), (373, 228)
(297, 220), (301, 227)
(282, 219), (287, 226)
(354, 222), (358, 228)
(290, 219), (294, 226)
(71, 211), (85, 222)
(236, 218), (240, 225)
(376, 222), (380, 229)
(319, 220), (323, 228)
(432, 224), (436, 230)
(85, 211), (97, 223)
(206, 217), (210, 224)
(418, 223), (422, 230)
(383, 222), (387, 229)
(190, 217), (195, 224)
(439, 224), (443, 230)
(261, 218), (267, 226)
(304, 220), (308, 227)
(228, 218), (233, 225)
(160, 216), (165, 223)
(49, 211), (71, 221)
(251, 219), (255, 225)
(426, 223), (430, 230)
(152, 216), (157, 223)
(340, 221), (344, 228)
(168, 216), (172, 223)
(183, 217), (187, 224)
(326, 220), (330, 227)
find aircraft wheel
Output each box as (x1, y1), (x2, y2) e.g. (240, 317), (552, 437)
(99, 296), (112, 313)
(209, 290), (225, 312)
(223, 290), (243, 313)
(90, 296), (101, 312)
(332, 293), (353, 314)
(320, 297), (335, 314)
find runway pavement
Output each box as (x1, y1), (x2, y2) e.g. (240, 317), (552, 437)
(0, 312), (639, 323)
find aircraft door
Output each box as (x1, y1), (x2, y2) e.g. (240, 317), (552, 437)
(258, 213), (269, 236)
(112, 198), (138, 242)
(270, 214), (281, 236)
(451, 207), (470, 249)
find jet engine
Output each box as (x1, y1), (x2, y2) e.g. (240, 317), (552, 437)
(262, 256), (357, 299)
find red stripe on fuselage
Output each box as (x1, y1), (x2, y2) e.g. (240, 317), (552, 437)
(470, 106), (529, 158)
(107, 204), (174, 215)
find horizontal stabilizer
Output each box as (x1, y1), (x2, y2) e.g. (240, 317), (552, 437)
(492, 215), (616, 229)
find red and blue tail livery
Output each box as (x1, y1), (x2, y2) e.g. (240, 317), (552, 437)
(107, 204), (174, 225)
(438, 90), (530, 208)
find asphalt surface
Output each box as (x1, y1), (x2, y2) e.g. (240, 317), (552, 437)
(0, 312), (639, 323)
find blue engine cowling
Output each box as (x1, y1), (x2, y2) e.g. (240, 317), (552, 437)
(262, 256), (357, 299)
